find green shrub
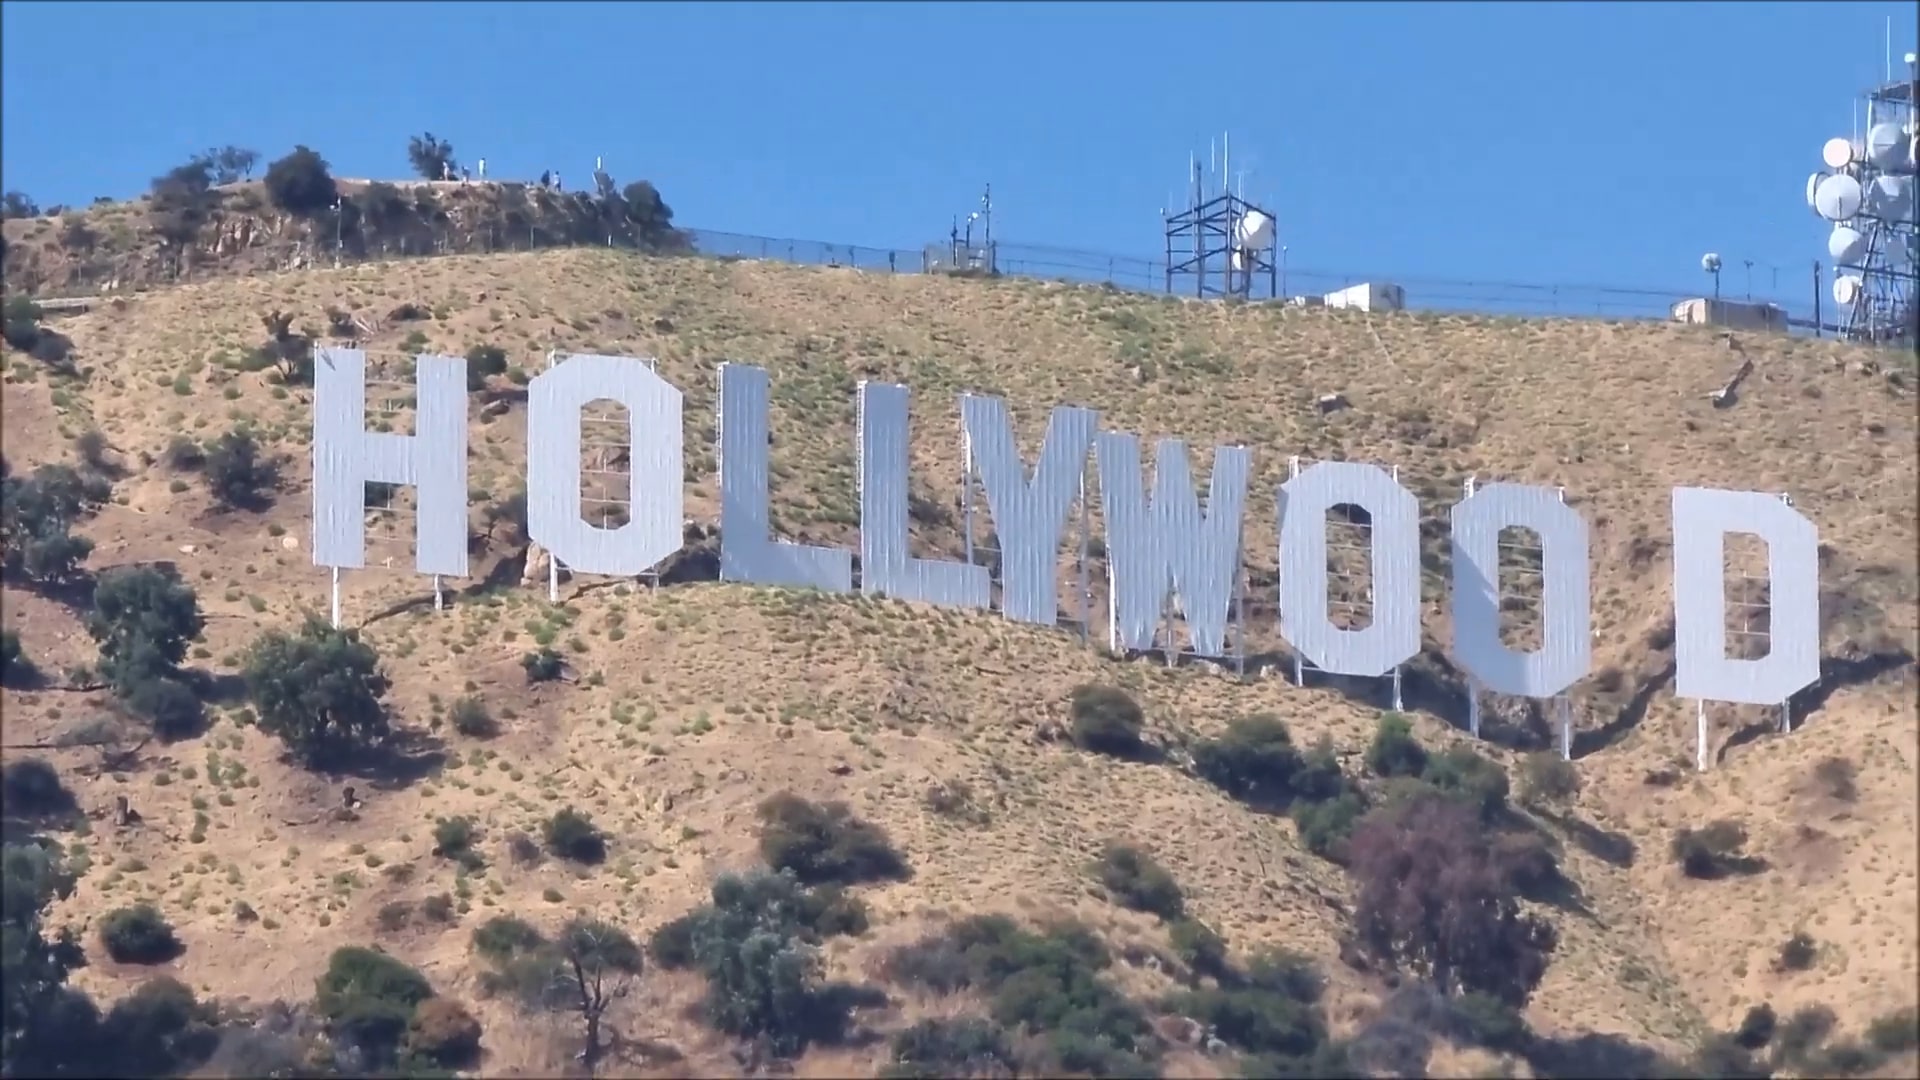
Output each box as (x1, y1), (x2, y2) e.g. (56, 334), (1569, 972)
(433, 816), (482, 869)
(448, 696), (497, 738)
(1092, 842), (1184, 920)
(464, 345), (508, 391)
(161, 435), (205, 471)
(123, 675), (206, 741)
(1518, 751), (1580, 808)
(880, 1018), (1018, 1080)
(756, 792), (908, 885)
(1168, 918), (1229, 980)
(471, 915), (546, 965)
(404, 997), (482, 1067)
(521, 647), (564, 683)
(1866, 1005), (1920, 1053)
(543, 807), (606, 864)
(0, 627), (30, 685)
(314, 946), (435, 1064)
(98, 904), (181, 964)
(1290, 790), (1368, 861)
(1365, 713), (1426, 778)
(2, 758), (75, 820)
(1192, 713), (1302, 806)
(1420, 744), (1510, 822)
(202, 428), (279, 510)
(1068, 684), (1146, 758)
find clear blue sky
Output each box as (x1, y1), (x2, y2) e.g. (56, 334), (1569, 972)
(3, 1), (1915, 300)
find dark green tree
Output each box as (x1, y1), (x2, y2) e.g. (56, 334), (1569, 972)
(263, 145), (339, 217)
(243, 617), (391, 766)
(1, 842), (99, 1077)
(86, 565), (204, 691)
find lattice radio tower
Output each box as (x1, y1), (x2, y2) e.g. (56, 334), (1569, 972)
(1807, 36), (1918, 346)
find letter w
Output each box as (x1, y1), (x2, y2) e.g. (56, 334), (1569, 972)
(1094, 435), (1251, 658)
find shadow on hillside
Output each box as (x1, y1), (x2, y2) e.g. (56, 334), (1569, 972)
(357, 550), (527, 628)
(6, 570), (98, 618)
(301, 730), (447, 791)
(1537, 809), (1637, 869)
(1570, 660), (1676, 760)
(1523, 1031), (1673, 1079)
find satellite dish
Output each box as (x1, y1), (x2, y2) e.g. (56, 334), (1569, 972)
(1867, 123), (1908, 170)
(1865, 175), (1912, 221)
(1814, 174), (1863, 221)
(1822, 137), (1855, 169)
(1701, 253), (1722, 272)
(1833, 274), (1863, 306)
(1236, 209), (1275, 252)
(1806, 172), (1824, 208)
(1827, 224), (1867, 265)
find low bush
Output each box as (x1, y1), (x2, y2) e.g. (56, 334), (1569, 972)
(1167, 918), (1228, 981)
(464, 344), (508, 391)
(448, 695), (497, 738)
(99, 903), (182, 964)
(521, 647), (564, 683)
(756, 792), (909, 885)
(1672, 819), (1763, 879)
(1068, 684), (1146, 759)
(1774, 930), (1817, 972)
(2, 758), (75, 820)
(543, 806), (606, 864)
(882, 915), (1156, 1074)
(202, 428), (279, 510)
(1091, 842), (1184, 921)
(314, 945), (436, 1066)
(404, 997), (482, 1068)
(432, 816), (483, 870)
(1866, 1005), (1919, 1053)
(1518, 751), (1580, 808)
(1365, 712), (1427, 778)
(1192, 713), (1301, 806)
(880, 1017), (1019, 1080)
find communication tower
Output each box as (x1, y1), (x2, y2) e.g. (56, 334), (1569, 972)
(929, 185), (996, 275)
(1806, 45), (1918, 346)
(1164, 134), (1280, 300)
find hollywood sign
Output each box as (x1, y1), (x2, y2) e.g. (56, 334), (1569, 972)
(311, 349), (1820, 710)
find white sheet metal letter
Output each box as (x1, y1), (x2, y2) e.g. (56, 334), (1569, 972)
(1450, 483), (1592, 697)
(312, 347), (468, 577)
(858, 381), (989, 608)
(1277, 462), (1421, 677)
(961, 395), (1098, 626)
(716, 363), (853, 591)
(1671, 487), (1821, 704)
(1094, 434), (1250, 657)
(525, 354), (684, 576)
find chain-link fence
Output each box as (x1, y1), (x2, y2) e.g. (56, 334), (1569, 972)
(15, 204), (1818, 327)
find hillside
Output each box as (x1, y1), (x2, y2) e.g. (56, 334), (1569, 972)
(1, 176), (677, 298)
(2, 243), (1916, 1079)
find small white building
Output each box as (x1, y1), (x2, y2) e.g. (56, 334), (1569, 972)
(1323, 281), (1407, 313)
(1670, 298), (1788, 334)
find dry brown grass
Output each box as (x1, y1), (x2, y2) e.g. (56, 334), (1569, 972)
(3, 246), (1914, 1075)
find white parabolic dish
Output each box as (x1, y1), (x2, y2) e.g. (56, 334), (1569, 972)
(1827, 225), (1867, 265)
(1866, 122), (1908, 170)
(1237, 210), (1274, 251)
(1814, 174), (1864, 222)
(1833, 274), (1863, 306)
(1866, 175), (1912, 221)
(1822, 137), (1855, 169)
